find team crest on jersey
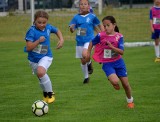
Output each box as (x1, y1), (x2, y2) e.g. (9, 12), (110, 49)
(115, 35), (120, 41)
(86, 17), (90, 23)
(47, 29), (50, 36)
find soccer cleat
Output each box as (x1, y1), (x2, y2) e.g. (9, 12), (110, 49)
(43, 97), (48, 103)
(43, 92), (55, 103)
(47, 92), (55, 104)
(155, 57), (160, 62)
(127, 102), (134, 108)
(43, 92), (48, 103)
(83, 78), (89, 84)
(88, 62), (93, 74)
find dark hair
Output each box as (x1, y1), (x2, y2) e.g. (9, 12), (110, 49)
(79, 0), (89, 4)
(34, 11), (49, 23)
(102, 16), (119, 32)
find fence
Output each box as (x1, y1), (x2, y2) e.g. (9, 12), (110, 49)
(0, 1), (153, 43)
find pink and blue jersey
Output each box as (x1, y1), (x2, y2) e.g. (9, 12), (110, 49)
(24, 24), (58, 63)
(150, 6), (160, 29)
(69, 13), (100, 46)
(92, 32), (124, 63)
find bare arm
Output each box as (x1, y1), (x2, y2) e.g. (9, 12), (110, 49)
(150, 20), (154, 33)
(26, 36), (45, 51)
(94, 24), (105, 33)
(86, 42), (94, 61)
(55, 30), (64, 49)
(69, 24), (76, 33)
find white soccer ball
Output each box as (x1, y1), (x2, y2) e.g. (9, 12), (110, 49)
(32, 100), (49, 117)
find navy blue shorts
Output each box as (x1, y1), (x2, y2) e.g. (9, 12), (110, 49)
(102, 58), (127, 77)
(152, 29), (160, 39)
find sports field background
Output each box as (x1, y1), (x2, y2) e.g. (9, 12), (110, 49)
(0, 7), (151, 42)
(0, 7), (160, 121)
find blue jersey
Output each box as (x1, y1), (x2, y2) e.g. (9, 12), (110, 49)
(24, 24), (58, 63)
(69, 13), (100, 46)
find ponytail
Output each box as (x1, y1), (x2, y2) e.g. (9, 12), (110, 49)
(115, 26), (119, 32)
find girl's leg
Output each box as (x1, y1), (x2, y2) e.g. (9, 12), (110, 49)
(108, 74), (120, 90)
(37, 57), (55, 103)
(82, 43), (93, 74)
(80, 58), (89, 84)
(119, 77), (134, 108)
(37, 66), (55, 103)
(154, 38), (160, 62)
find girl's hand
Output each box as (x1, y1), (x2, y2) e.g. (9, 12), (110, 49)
(106, 41), (113, 48)
(56, 40), (64, 49)
(39, 36), (45, 43)
(69, 24), (75, 33)
(151, 27), (155, 33)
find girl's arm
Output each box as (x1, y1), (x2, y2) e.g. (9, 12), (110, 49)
(150, 20), (154, 33)
(86, 41), (94, 61)
(149, 9), (154, 33)
(26, 36), (45, 51)
(55, 30), (64, 49)
(106, 41), (124, 55)
(69, 24), (76, 33)
(94, 24), (104, 33)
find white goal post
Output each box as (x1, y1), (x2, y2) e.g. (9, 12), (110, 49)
(30, 0), (35, 25)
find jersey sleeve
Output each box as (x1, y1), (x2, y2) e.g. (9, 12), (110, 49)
(93, 15), (100, 26)
(150, 9), (153, 20)
(50, 25), (58, 33)
(92, 33), (100, 45)
(118, 37), (124, 51)
(25, 27), (35, 42)
(69, 15), (77, 27)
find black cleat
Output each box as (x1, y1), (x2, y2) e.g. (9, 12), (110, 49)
(83, 78), (89, 84)
(88, 62), (93, 74)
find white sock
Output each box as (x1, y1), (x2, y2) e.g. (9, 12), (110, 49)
(126, 96), (134, 103)
(154, 45), (159, 57)
(81, 64), (88, 79)
(39, 74), (53, 92)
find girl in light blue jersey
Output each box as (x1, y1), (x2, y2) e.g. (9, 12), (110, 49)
(69, 0), (104, 84)
(24, 10), (64, 103)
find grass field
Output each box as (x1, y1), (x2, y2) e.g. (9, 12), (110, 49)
(0, 41), (160, 121)
(0, 8), (160, 121)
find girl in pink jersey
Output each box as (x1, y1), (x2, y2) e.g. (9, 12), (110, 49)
(87, 16), (134, 108)
(150, 0), (160, 62)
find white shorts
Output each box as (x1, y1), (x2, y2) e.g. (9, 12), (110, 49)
(29, 56), (53, 74)
(76, 42), (89, 58)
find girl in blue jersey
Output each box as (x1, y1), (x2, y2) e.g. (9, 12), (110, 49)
(24, 10), (64, 103)
(69, 0), (104, 84)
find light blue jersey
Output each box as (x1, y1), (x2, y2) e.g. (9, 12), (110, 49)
(24, 24), (58, 63)
(69, 13), (100, 46)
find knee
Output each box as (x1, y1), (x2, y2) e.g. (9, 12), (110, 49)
(37, 66), (46, 78)
(109, 77), (119, 85)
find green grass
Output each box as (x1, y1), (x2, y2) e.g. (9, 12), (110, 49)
(0, 8), (159, 122)
(0, 41), (160, 122)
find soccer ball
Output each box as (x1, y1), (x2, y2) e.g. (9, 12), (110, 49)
(32, 100), (49, 117)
